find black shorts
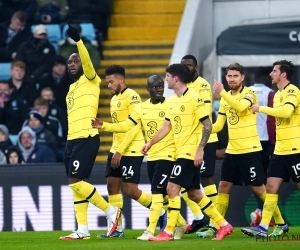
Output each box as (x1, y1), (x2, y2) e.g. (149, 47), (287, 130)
(106, 152), (143, 184)
(268, 153), (300, 183)
(168, 158), (200, 190)
(200, 142), (217, 177)
(64, 135), (100, 179)
(221, 152), (265, 186)
(147, 160), (174, 196)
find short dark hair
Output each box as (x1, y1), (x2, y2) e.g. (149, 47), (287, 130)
(166, 63), (191, 84)
(12, 11), (27, 23)
(147, 75), (164, 85)
(181, 55), (197, 65)
(226, 62), (244, 75)
(105, 65), (125, 77)
(273, 60), (294, 81)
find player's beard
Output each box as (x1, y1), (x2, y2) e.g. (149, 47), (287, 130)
(228, 81), (242, 91)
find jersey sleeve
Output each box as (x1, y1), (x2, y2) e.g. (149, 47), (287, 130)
(194, 96), (209, 121)
(127, 93), (142, 114)
(212, 98), (227, 133)
(76, 40), (97, 82)
(220, 89), (253, 111)
(117, 122), (142, 154)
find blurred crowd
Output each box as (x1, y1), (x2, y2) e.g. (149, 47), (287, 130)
(0, 0), (111, 164)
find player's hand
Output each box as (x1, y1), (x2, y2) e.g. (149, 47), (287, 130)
(213, 79), (224, 94)
(251, 104), (260, 113)
(141, 142), (151, 155)
(91, 118), (103, 129)
(66, 22), (80, 42)
(194, 147), (204, 167)
(111, 152), (122, 169)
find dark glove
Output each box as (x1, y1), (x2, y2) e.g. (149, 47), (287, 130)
(66, 22), (80, 42)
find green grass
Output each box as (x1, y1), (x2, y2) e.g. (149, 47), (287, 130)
(1, 228), (300, 250)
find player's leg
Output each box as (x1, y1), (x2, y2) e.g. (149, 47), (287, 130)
(60, 136), (120, 240)
(185, 160), (233, 241)
(245, 152), (285, 234)
(122, 156), (152, 207)
(99, 152), (124, 238)
(137, 160), (173, 240)
(149, 158), (194, 242)
(241, 154), (293, 237)
(193, 142), (218, 235)
(215, 154), (238, 217)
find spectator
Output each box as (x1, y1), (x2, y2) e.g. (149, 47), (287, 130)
(0, 80), (28, 135)
(58, 23), (101, 71)
(40, 87), (67, 140)
(14, 24), (56, 84)
(23, 97), (63, 146)
(0, 124), (14, 154)
(8, 60), (38, 107)
(67, 0), (111, 40)
(35, 0), (68, 25)
(0, 0), (36, 25)
(0, 149), (7, 164)
(38, 54), (72, 110)
(16, 126), (56, 163)
(0, 11), (32, 62)
(25, 110), (58, 157)
(5, 147), (24, 164)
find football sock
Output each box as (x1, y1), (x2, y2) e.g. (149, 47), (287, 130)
(181, 188), (203, 217)
(165, 196), (181, 233)
(147, 194), (164, 234)
(259, 191), (285, 225)
(260, 193), (278, 229)
(216, 193), (229, 217)
(109, 194), (123, 229)
(163, 195), (169, 211)
(137, 191), (152, 208)
(199, 195), (226, 226)
(176, 213), (187, 227)
(73, 191), (89, 233)
(69, 181), (110, 212)
(204, 184), (219, 228)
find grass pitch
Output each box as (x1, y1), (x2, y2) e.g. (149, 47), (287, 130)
(1, 227), (300, 250)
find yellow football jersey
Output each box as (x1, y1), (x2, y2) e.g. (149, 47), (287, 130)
(110, 88), (144, 156)
(167, 88), (209, 160)
(187, 76), (218, 143)
(213, 86), (262, 154)
(261, 83), (300, 155)
(66, 40), (101, 140)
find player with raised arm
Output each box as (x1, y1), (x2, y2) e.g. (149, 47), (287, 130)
(59, 23), (120, 240)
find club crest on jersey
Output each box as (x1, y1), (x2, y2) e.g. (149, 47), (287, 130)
(228, 108), (239, 125)
(117, 101), (121, 107)
(180, 105), (185, 112)
(67, 92), (74, 110)
(159, 111), (165, 117)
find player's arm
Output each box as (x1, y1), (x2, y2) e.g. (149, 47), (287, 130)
(219, 90), (251, 111)
(259, 104), (295, 118)
(212, 112), (226, 133)
(116, 122), (142, 154)
(67, 23), (97, 81)
(211, 98), (226, 133)
(102, 118), (136, 132)
(141, 119), (171, 155)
